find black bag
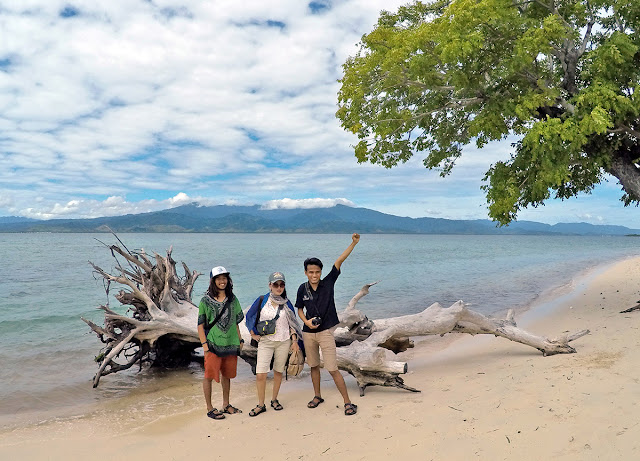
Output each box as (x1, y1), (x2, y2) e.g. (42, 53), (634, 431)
(256, 307), (281, 336)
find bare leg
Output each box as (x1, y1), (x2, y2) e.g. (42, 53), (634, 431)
(310, 366), (321, 397)
(271, 371), (283, 402)
(329, 370), (351, 404)
(221, 376), (231, 408)
(203, 378), (214, 412)
(256, 373), (267, 406)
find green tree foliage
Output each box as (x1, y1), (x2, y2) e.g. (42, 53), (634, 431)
(337, 0), (640, 224)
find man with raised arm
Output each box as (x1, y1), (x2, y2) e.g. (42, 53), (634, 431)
(295, 233), (360, 416)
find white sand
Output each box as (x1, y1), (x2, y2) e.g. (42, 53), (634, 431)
(2, 257), (640, 460)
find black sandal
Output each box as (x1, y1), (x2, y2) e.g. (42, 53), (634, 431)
(249, 404), (267, 417)
(344, 403), (357, 416)
(270, 399), (283, 411)
(223, 404), (242, 414)
(207, 408), (225, 420)
(307, 396), (324, 408)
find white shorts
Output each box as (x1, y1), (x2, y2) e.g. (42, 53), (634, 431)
(256, 337), (292, 374)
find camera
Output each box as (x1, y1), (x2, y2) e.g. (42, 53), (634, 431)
(311, 317), (322, 326)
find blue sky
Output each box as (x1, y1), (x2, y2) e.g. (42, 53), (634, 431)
(0, 0), (638, 227)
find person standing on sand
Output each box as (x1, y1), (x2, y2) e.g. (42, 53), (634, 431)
(295, 233), (360, 416)
(245, 271), (303, 417)
(197, 266), (244, 420)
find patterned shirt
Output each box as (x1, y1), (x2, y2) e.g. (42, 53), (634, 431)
(198, 294), (244, 356)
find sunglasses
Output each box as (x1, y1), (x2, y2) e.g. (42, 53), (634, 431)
(272, 282), (285, 288)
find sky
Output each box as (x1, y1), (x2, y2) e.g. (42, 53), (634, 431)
(0, 0), (638, 227)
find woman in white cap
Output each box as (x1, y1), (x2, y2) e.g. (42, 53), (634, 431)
(197, 266), (245, 420)
(245, 271), (302, 416)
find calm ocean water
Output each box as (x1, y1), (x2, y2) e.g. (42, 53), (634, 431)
(1, 232), (638, 427)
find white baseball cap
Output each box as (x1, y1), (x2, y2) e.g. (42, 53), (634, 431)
(210, 266), (229, 278)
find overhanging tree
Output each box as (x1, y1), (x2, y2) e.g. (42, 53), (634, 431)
(337, 0), (640, 224)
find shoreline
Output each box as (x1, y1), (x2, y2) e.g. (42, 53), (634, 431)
(3, 233), (636, 431)
(0, 253), (608, 430)
(2, 256), (640, 459)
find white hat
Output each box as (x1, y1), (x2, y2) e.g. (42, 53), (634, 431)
(210, 266), (229, 278)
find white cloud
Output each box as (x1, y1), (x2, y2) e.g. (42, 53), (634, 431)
(167, 192), (195, 206)
(0, 194), (14, 209)
(17, 193), (202, 220)
(261, 198), (355, 210)
(0, 1), (638, 227)
(12, 192), (358, 220)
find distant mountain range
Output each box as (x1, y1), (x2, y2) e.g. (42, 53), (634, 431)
(1, 203), (639, 235)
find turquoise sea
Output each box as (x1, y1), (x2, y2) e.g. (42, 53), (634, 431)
(1, 232), (638, 428)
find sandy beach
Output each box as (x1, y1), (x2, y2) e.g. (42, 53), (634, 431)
(2, 256), (639, 460)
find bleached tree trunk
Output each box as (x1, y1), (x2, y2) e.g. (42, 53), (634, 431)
(332, 284), (589, 395)
(84, 240), (589, 394)
(83, 240), (201, 387)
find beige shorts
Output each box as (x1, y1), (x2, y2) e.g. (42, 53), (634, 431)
(302, 328), (338, 371)
(256, 337), (291, 374)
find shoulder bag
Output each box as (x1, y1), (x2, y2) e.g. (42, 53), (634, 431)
(256, 303), (282, 336)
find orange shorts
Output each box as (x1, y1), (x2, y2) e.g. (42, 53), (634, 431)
(204, 352), (238, 382)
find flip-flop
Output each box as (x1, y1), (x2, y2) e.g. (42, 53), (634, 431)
(270, 399), (283, 411)
(207, 408), (225, 420)
(223, 404), (242, 414)
(344, 403), (357, 416)
(249, 404), (266, 417)
(307, 396), (324, 408)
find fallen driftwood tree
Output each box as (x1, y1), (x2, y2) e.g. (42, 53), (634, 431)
(333, 282), (590, 395)
(620, 301), (640, 313)
(83, 241), (590, 393)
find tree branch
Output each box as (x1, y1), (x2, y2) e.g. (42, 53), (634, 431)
(607, 154), (640, 199)
(578, 21), (594, 57)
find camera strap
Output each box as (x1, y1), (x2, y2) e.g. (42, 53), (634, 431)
(304, 282), (322, 319)
(304, 282), (313, 301)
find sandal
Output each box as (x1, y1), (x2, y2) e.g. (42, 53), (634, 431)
(206, 408), (225, 420)
(307, 396), (324, 408)
(344, 403), (357, 416)
(270, 399), (283, 411)
(249, 404), (266, 417)
(223, 404), (242, 414)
